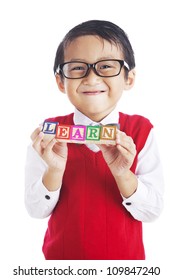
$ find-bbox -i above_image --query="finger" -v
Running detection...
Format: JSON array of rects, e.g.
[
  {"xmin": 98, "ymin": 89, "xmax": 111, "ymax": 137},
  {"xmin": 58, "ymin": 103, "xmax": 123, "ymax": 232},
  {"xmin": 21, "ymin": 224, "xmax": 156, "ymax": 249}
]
[
  {"xmin": 97, "ymin": 144, "xmax": 118, "ymax": 159},
  {"xmin": 116, "ymin": 130, "xmax": 126, "ymax": 144},
  {"xmin": 97, "ymin": 143, "xmax": 113, "ymax": 151},
  {"xmin": 41, "ymin": 134, "xmax": 55, "ymax": 147},
  {"xmin": 42, "ymin": 138, "xmax": 57, "ymax": 158},
  {"xmin": 32, "ymin": 131, "xmax": 44, "ymax": 154},
  {"xmin": 30, "ymin": 127, "xmax": 42, "ymax": 141},
  {"xmin": 116, "ymin": 139, "xmax": 136, "ymax": 156},
  {"xmin": 53, "ymin": 141, "xmax": 67, "ymax": 151},
  {"xmin": 116, "ymin": 131, "xmax": 136, "ymax": 155}
]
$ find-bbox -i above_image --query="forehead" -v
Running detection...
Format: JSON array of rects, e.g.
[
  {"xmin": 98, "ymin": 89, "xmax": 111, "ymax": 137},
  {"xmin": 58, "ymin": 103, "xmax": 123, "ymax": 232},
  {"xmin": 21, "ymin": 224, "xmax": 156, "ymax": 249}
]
[{"xmin": 64, "ymin": 35, "xmax": 123, "ymax": 62}]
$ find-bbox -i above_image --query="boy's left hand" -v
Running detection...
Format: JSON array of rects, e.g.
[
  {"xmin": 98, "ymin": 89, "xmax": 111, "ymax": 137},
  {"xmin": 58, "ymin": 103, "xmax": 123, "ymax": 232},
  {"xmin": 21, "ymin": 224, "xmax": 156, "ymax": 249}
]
[{"xmin": 98, "ymin": 130, "xmax": 136, "ymax": 177}]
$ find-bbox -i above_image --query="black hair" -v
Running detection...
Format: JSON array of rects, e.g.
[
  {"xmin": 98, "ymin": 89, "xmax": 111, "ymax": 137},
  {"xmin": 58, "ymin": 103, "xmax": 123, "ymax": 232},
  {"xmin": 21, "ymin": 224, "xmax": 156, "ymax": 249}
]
[{"xmin": 53, "ymin": 20, "xmax": 135, "ymax": 75}]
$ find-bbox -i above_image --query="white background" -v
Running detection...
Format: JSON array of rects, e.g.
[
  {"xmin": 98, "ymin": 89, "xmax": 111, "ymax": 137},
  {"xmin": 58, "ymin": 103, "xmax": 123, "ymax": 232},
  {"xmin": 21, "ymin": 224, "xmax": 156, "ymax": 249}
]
[{"xmin": 0, "ymin": 0, "xmax": 172, "ymax": 278}]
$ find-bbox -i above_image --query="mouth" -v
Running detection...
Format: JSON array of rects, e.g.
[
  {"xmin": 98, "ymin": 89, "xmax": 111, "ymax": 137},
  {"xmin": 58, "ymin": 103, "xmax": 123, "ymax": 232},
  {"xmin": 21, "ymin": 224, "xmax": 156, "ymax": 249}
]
[{"xmin": 82, "ymin": 90, "xmax": 106, "ymax": 96}]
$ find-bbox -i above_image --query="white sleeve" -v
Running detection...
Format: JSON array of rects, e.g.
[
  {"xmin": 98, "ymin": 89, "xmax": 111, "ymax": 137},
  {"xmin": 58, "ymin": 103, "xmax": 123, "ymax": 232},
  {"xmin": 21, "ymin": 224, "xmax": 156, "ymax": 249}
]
[
  {"xmin": 24, "ymin": 144, "xmax": 61, "ymax": 218},
  {"xmin": 122, "ymin": 129, "xmax": 164, "ymax": 222}
]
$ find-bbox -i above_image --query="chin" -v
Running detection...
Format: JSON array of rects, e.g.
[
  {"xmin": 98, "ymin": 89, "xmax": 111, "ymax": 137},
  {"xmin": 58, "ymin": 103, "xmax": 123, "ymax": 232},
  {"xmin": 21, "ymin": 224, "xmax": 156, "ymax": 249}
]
[{"xmin": 85, "ymin": 110, "xmax": 108, "ymax": 121}]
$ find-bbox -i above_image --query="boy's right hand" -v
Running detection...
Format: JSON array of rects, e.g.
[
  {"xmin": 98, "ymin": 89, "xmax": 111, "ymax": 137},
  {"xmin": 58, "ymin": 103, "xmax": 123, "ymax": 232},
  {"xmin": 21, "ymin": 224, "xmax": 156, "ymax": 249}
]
[{"xmin": 31, "ymin": 127, "xmax": 68, "ymax": 173}]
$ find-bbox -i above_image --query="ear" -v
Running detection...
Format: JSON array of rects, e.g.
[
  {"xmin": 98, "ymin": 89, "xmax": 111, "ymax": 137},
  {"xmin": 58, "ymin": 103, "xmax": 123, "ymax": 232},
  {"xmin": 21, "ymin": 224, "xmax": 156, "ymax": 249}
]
[
  {"xmin": 124, "ymin": 69, "xmax": 136, "ymax": 90},
  {"xmin": 55, "ymin": 74, "xmax": 66, "ymax": 93}
]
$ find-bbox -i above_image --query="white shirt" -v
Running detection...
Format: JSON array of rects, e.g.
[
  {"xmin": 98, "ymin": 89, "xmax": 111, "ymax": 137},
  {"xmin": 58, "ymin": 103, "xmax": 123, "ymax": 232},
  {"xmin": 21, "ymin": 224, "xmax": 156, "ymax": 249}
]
[{"xmin": 25, "ymin": 108, "xmax": 164, "ymax": 222}]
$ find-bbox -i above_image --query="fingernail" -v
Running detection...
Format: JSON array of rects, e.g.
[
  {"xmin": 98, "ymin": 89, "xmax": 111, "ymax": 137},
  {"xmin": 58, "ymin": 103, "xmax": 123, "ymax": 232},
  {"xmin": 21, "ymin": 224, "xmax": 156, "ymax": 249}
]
[{"xmin": 39, "ymin": 132, "xmax": 44, "ymax": 138}]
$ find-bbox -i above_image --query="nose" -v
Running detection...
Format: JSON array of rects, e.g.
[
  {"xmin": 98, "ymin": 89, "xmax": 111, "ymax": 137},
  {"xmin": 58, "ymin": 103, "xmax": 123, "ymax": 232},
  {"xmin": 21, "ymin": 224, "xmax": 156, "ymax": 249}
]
[{"xmin": 83, "ymin": 66, "xmax": 101, "ymax": 84}]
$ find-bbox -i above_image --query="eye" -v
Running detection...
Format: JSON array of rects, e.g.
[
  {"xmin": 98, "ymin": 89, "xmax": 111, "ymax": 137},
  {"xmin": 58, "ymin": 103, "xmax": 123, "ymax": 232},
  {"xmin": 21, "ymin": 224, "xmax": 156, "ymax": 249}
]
[
  {"xmin": 68, "ymin": 63, "xmax": 87, "ymax": 72},
  {"xmin": 98, "ymin": 61, "xmax": 120, "ymax": 72},
  {"xmin": 71, "ymin": 66, "xmax": 85, "ymax": 71},
  {"xmin": 100, "ymin": 64, "xmax": 112, "ymax": 69}
]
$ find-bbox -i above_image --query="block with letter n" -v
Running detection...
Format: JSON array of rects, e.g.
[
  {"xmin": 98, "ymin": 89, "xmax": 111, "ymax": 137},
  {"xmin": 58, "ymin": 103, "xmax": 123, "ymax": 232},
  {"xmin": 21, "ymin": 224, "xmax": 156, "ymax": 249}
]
[{"xmin": 100, "ymin": 125, "xmax": 117, "ymax": 140}]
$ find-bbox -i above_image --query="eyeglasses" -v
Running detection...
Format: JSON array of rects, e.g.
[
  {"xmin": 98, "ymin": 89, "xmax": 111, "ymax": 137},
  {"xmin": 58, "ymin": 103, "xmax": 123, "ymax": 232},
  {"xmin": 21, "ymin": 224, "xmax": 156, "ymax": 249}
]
[{"xmin": 56, "ymin": 59, "xmax": 130, "ymax": 79}]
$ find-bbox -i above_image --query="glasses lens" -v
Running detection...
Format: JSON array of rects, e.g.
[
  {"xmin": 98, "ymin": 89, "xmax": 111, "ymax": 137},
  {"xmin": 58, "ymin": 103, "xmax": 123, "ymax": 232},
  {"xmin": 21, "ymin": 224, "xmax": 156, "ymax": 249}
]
[
  {"xmin": 95, "ymin": 60, "xmax": 122, "ymax": 77},
  {"xmin": 62, "ymin": 62, "xmax": 87, "ymax": 78}
]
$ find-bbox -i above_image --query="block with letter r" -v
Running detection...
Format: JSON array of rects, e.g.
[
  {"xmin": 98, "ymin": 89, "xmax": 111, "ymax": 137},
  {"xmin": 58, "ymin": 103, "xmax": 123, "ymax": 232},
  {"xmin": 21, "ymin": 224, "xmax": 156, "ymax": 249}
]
[{"xmin": 86, "ymin": 126, "xmax": 101, "ymax": 141}]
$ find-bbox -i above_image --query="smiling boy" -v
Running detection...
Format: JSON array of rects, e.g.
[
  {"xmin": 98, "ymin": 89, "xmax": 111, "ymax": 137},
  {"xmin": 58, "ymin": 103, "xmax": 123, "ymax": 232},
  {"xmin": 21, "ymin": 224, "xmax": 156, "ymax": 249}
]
[{"xmin": 25, "ymin": 20, "xmax": 164, "ymax": 260}]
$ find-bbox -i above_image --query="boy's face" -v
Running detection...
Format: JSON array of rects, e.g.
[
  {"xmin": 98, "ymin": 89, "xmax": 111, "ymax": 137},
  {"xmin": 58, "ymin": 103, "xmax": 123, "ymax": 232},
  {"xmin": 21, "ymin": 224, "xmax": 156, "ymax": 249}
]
[{"xmin": 56, "ymin": 35, "xmax": 135, "ymax": 122}]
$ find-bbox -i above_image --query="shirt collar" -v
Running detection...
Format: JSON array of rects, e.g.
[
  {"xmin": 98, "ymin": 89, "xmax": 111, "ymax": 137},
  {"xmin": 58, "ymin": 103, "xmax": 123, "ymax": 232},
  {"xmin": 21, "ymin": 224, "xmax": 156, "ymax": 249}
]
[{"xmin": 73, "ymin": 108, "xmax": 119, "ymax": 126}]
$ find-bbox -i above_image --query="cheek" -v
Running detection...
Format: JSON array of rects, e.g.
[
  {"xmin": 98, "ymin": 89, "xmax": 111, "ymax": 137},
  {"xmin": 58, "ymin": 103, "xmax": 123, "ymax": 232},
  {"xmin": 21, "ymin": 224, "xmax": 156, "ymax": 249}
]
[
  {"xmin": 63, "ymin": 83, "xmax": 72, "ymax": 96},
  {"xmin": 64, "ymin": 80, "xmax": 75, "ymax": 91},
  {"xmin": 64, "ymin": 81, "xmax": 81, "ymax": 96},
  {"xmin": 108, "ymin": 80, "xmax": 125, "ymax": 101},
  {"xmin": 113, "ymin": 78, "xmax": 127, "ymax": 91},
  {"xmin": 109, "ymin": 79, "xmax": 124, "ymax": 92},
  {"xmin": 64, "ymin": 83, "xmax": 78, "ymax": 103}
]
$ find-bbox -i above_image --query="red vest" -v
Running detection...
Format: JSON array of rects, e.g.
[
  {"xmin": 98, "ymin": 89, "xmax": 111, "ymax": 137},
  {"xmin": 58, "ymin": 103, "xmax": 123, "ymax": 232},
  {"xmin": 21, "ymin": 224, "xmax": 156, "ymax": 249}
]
[{"xmin": 42, "ymin": 112, "xmax": 153, "ymax": 260}]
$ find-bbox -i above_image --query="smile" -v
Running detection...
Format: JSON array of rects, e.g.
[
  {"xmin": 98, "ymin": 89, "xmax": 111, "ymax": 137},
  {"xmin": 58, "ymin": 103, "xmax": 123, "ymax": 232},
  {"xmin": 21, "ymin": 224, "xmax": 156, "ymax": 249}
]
[{"xmin": 82, "ymin": 90, "xmax": 106, "ymax": 96}]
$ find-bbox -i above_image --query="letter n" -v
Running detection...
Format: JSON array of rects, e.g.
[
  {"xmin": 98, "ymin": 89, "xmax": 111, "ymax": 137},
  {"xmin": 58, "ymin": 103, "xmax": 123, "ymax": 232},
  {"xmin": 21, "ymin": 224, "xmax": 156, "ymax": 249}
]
[{"xmin": 100, "ymin": 125, "xmax": 116, "ymax": 140}]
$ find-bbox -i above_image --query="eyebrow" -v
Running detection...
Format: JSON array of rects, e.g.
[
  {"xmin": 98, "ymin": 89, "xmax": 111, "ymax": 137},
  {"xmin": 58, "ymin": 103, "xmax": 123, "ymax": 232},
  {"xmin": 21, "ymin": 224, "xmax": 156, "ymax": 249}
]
[{"xmin": 66, "ymin": 56, "xmax": 122, "ymax": 62}]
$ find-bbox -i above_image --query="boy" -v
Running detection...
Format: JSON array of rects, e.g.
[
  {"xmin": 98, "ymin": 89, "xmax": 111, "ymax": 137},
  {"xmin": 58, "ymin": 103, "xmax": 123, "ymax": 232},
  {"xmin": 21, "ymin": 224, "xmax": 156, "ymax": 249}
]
[{"xmin": 25, "ymin": 20, "xmax": 164, "ymax": 260}]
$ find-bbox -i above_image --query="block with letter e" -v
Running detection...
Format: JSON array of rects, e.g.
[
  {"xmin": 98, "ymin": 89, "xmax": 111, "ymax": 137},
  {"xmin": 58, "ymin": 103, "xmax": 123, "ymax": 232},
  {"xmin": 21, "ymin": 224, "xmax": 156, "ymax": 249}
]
[{"xmin": 56, "ymin": 125, "xmax": 71, "ymax": 141}]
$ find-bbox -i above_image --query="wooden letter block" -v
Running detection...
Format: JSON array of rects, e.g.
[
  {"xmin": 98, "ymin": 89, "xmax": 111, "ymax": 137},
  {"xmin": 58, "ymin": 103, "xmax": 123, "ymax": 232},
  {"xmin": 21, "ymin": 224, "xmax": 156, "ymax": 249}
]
[
  {"xmin": 42, "ymin": 121, "xmax": 58, "ymax": 144},
  {"xmin": 56, "ymin": 125, "xmax": 71, "ymax": 140},
  {"xmin": 42, "ymin": 121, "xmax": 58, "ymax": 134},
  {"xmin": 100, "ymin": 125, "xmax": 116, "ymax": 140},
  {"xmin": 70, "ymin": 125, "xmax": 86, "ymax": 142},
  {"xmin": 86, "ymin": 126, "xmax": 101, "ymax": 141}
]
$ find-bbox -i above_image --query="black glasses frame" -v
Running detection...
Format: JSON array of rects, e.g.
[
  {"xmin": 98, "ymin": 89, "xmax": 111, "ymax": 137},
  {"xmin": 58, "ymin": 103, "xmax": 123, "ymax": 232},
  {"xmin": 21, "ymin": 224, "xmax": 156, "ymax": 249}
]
[{"xmin": 56, "ymin": 59, "xmax": 130, "ymax": 79}]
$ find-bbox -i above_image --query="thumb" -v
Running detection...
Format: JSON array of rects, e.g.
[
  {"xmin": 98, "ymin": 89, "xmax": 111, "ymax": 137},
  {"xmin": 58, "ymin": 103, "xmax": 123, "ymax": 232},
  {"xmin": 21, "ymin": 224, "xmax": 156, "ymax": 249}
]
[
  {"xmin": 97, "ymin": 144, "xmax": 111, "ymax": 152},
  {"xmin": 42, "ymin": 137, "xmax": 57, "ymax": 151}
]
